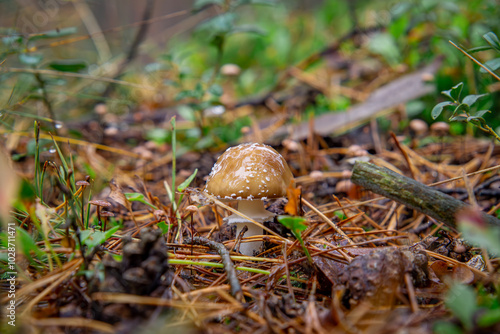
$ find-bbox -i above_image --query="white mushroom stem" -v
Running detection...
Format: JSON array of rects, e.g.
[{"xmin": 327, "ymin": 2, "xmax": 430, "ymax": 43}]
[{"xmin": 224, "ymin": 200, "xmax": 275, "ymax": 256}]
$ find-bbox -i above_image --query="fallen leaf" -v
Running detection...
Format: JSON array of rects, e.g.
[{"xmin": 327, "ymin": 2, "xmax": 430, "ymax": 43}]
[
  {"xmin": 284, "ymin": 182, "xmax": 301, "ymax": 216},
  {"xmin": 108, "ymin": 178, "xmax": 132, "ymax": 212},
  {"xmin": 430, "ymin": 260, "xmax": 474, "ymax": 284}
]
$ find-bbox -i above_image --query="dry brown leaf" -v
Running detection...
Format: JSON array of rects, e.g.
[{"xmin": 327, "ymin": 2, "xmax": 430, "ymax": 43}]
[
  {"xmin": 430, "ymin": 260, "xmax": 474, "ymax": 284},
  {"xmin": 284, "ymin": 182, "xmax": 301, "ymax": 216},
  {"xmin": 108, "ymin": 178, "xmax": 132, "ymax": 212}
]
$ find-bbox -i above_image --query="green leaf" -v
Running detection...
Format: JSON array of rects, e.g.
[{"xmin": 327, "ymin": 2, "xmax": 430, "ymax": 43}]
[
  {"xmin": 459, "ymin": 218, "xmax": 500, "ymax": 256},
  {"xmin": 478, "ymin": 308, "xmax": 500, "ymax": 327},
  {"xmin": 467, "ymin": 115, "xmax": 486, "ymax": 126},
  {"xmin": 441, "ymin": 82, "xmax": 463, "ymax": 101},
  {"xmin": 175, "ymin": 83, "xmax": 204, "ymax": 101},
  {"xmin": 28, "ymin": 27, "xmax": 78, "ymax": 41},
  {"xmin": 229, "ymin": 24, "xmax": 267, "ymax": 36},
  {"xmin": 278, "ymin": 216, "xmax": 312, "ymax": 264},
  {"xmin": 48, "ymin": 59, "xmax": 87, "ymax": 72},
  {"xmin": 467, "ymin": 45, "xmax": 493, "ymax": 53},
  {"xmin": 197, "ymin": 13, "xmax": 236, "ymax": 36},
  {"xmin": 431, "ymin": 101, "xmax": 454, "ymax": 119},
  {"xmin": 445, "ymin": 282, "xmax": 477, "ymax": 330},
  {"xmin": 104, "ymin": 226, "xmax": 120, "ymax": 239},
  {"xmin": 483, "ymin": 32, "xmax": 500, "ymax": 52},
  {"xmin": 193, "ymin": 0, "xmax": 224, "ymax": 11},
  {"xmin": 450, "ymin": 103, "xmax": 469, "ymax": 119},
  {"xmin": 177, "ymin": 169, "xmax": 198, "ymax": 192},
  {"xmin": 432, "ymin": 321, "xmax": 464, "ymax": 334},
  {"xmin": 17, "ymin": 228, "xmax": 45, "ymax": 262},
  {"xmin": 18, "ymin": 178, "xmax": 36, "ymax": 201},
  {"xmin": 125, "ymin": 192, "xmax": 158, "ymax": 210},
  {"xmin": 368, "ymin": 32, "xmax": 401, "ymax": 65},
  {"xmin": 157, "ymin": 221, "xmax": 170, "ymax": 235},
  {"xmin": 2, "ymin": 35, "xmax": 23, "ymax": 45},
  {"xmin": 208, "ymin": 84, "xmax": 223, "ymax": 97},
  {"xmin": 473, "ymin": 110, "xmax": 491, "ymax": 118},
  {"xmin": 146, "ymin": 128, "xmax": 170, "ymax": 145},
  {"xmin": 462, "ymin": 94, "xmax": 488, "ymax": 107},
  {"xmin": 449, "ymin": 115, "xmax": 468, "ymax": 122},
  {"xmin": 81, "ymin": 226, "xmax": 120, "ymax": 249},
  {"xmin": 480, "ymin": 58, "xmax": 500, "ymax": 73},
  {"xmin": 19, "ymin": 53, "xmax": 43, "ymax": 65},
  {"xmin": 278, "ymin": 216, "xmax": 307, "ymax": 232},
  {"xmin": 175, "ymin": 90, "xmax": 197, "ymax": 101}
]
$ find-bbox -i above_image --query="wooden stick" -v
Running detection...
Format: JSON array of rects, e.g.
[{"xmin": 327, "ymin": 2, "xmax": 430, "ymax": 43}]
[{"xmin": 351, "ymin": 161, "xmax": 500, "ymax": 228}]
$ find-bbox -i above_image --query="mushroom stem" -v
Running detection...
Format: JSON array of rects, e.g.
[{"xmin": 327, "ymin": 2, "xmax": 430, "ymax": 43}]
[
  {"xmin": 225, "ymin": 200, "xmax": 274, "ymax": 255},
  {"xmin": 234, "ymin": 222, "xmax": 264, "ymax": 256}
]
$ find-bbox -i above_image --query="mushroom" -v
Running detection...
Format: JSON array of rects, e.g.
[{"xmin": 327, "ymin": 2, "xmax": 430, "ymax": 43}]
[
  {"xmin": 409, "ymin": 119, "xmax": 429, "ymax": 137},
  {"xmin": 430, "ymin": 122, "xmax": 450, "ymax": 137},
  {"xmin": 220, "ymin": 63, "xmax": 241, "ymax": 77},
  {"xmin": 100, "ymin": 211, "xmax": 115, "ymax": 232},
  {"xmin": 204, "ymin": 143, "xmax": 294, "ymax": 255},
  {"xmin": 76, "ymin": 180, "xmax": 90, "ymax": 228},
  {"xmin": 89, "ymin": 199, "xmax": 111, "ymax": 231}
]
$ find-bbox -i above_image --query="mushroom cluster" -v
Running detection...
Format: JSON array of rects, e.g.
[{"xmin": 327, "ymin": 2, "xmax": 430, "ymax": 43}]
[{"xmin": 205, "ymin": 142, "xmax": 294, "ymax": 255}]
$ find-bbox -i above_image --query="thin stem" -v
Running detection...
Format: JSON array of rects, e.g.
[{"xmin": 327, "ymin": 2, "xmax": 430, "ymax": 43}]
[
  {"xmin": 33, "ymin": 72, "xmax": 59, "ymax": 135},
  {"xmin": 449, "ymin": 40, "xmax": 500, "ymax": 81}
]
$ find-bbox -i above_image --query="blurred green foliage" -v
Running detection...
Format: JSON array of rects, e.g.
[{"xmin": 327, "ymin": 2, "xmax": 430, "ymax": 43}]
[{"xmin": 1, "ymin": 0, "xmax": 499, "ymax": 145}]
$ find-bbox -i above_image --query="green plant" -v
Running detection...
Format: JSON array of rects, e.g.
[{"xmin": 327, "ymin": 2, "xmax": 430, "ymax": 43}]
[
  {"xmin": 434, "ymin": 282, "xmax": 500, "ymax": 333},
  {"xmin": 277, "ymin": 215, "xmax": 312, "ymax": 264},
  {"xmin": 431, "ymin": 32, "xmax": 500, "ymax": 141}
]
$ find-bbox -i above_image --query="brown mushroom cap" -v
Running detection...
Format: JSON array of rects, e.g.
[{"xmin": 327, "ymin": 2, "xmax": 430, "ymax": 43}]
[
  {"xmin": 205, "ymin": 143, "xmax": 294, "ymax": 200},
  {"xmin": 76, "ymin": 180, "xmax": 90, "ymax": 186},
  {"xmin": 409, "ymin": 119, "xmax": 429, "ymax": 135},
  {"xmin": 89, "ymin": 199, "xmax": 111, "ymax": 207},
  {"xmin": 430, "ymin": 122, "xmax": 450, "ymax": 136}
]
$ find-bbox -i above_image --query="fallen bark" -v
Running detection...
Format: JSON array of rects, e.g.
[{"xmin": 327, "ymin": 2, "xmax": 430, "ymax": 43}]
[
  {"xmin": 351, "ymin": 161, "xmax": 500, "ymax": 228},
  {"xmin": 271, "ymin": 58, "xmax": 442, "ymax": 142}
]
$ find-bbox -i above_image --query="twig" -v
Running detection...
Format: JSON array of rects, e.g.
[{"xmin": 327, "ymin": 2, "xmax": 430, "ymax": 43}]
[
  {"xmin": 302, "ymin": 198, "xmax": 355, "ymax": 245},
  {"xmin": 390, "ymin": 132, "xmax": 417, "ymax": 180},
  {"xmin": 185, "ymin": 237, "xmax": 243, "ymax": 302},
  {"xmin": 351, "ymin": 161, "xmax": 500, "ymax": 228},
  {"xmin": 449, "ymin": 40, "xmax": 500, "ymax": 81}
]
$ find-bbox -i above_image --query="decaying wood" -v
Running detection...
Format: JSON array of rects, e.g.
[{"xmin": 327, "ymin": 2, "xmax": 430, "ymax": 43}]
[
  {"xmin": 271, "ymin": 58, "xmax": 442, "ymax": 141},
  {"xmin": 350, "ymin": 161, "xmax": 500, "ymax": 228}
]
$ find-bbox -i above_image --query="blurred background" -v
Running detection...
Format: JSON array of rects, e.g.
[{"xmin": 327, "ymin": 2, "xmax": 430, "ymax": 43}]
[{"xmin": 0, "ymin": 0, "xmax": 499, "ymax": 153}]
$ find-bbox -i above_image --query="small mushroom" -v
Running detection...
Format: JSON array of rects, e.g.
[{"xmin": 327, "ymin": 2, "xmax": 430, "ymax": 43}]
[
  {"xmin": 100, "ymin": 211, "xmax": 115, "ymax": 232},
  {"xmin": 220, "ymin": 63, "xmax": 241, "ymax": 76},
  {"xmin": 430, "ymin": 122, "xmax": 450, "ymax": 137},
  {"xmin": 89, "ymin": 199, "xmax": 111, "ymax": 231},
  {"xmin": 76, "ymin": 180, "xmax": 90, "ymax": 187},
  {"xmin": 76, "ymin": 179, "xmax": 90, "ymax": 228},
  {"xmin": 184, "ymin": 205, "xmax": 199, "ymax": 238},
  {"xmin": 409, "ymin": 119, "xmax": 428, "ymax": 137},
  {"xmin": 205, "ymin": 142, "xmax": 294, "ymax": 255}
]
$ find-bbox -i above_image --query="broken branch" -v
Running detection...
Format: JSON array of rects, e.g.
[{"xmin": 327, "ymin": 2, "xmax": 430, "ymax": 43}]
[{"xmin": 351, "ymin": 161, "xmax": 500, "ymax": 228}]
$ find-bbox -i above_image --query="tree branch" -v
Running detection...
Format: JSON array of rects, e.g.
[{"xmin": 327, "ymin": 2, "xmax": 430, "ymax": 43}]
[{"xmin": 351, "ymin": 161, "xmax": 500, "ymax": 228}]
